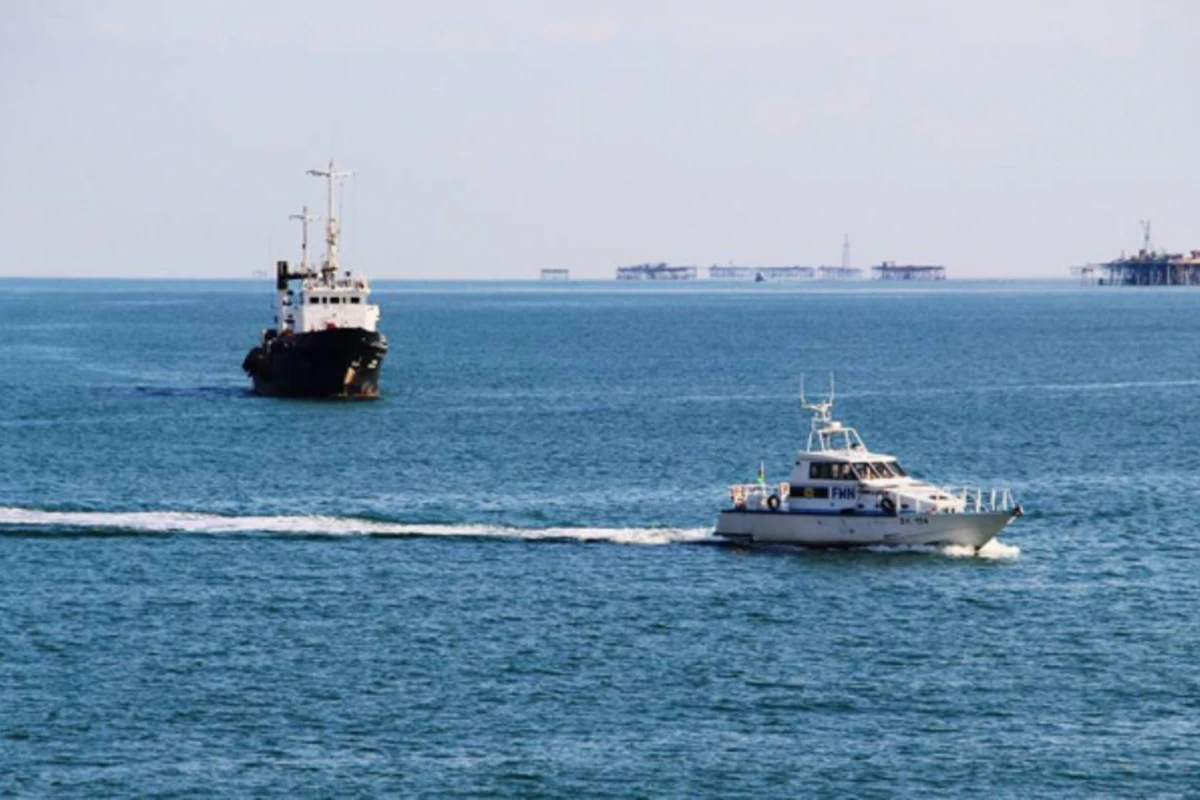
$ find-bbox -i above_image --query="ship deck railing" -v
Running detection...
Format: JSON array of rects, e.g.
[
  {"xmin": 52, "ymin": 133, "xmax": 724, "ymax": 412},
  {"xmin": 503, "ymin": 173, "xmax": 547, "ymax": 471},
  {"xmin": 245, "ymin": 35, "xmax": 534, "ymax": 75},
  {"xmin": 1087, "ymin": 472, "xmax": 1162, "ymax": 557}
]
[
  {"xmin": 728, "ymin": 482, "xmax": 791, "ymax": 509},
  {"xmin": 727, "ymin": 483, "xmax": 1016, "ymax": 515},
  {"xmin": 876, "ymin": 486, "xmax": 1016, "ymax": 515}
]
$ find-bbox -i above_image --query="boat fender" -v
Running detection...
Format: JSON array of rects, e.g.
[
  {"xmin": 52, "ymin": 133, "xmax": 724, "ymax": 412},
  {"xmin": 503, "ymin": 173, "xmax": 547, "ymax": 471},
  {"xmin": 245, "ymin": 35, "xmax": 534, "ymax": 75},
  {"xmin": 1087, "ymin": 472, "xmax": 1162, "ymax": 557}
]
[
  {"xmin": 241, "ymin": 347, "xmax": 263, "ymax": 376},
  {"xmin": 880, "ymin": 496, "xmax": 896, "ymax": 515},
  {"xmin": 767, "ymin": 494, "xmax": 781, "ymax": 511}
]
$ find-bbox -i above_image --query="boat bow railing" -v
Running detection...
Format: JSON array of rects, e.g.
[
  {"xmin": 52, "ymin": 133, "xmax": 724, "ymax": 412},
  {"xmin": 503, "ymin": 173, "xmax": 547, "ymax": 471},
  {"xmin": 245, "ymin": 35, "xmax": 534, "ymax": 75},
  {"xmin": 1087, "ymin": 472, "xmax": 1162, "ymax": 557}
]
[
  {"xmin": 891, "ymin": 486, "xmax": 1016, "ymax": 515},
  {"xmin": 950, "ymin": 487, "xmax": 1016, "ymax": 513}
]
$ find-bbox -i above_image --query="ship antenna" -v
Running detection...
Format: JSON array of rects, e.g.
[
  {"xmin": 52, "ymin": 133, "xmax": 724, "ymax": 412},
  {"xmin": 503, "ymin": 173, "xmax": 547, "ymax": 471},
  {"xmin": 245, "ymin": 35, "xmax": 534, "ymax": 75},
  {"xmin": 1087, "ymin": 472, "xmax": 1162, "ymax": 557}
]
[
  {"xmin": 799, "ymin": 374, "xmax": 834, "ymax": 414},
  {"xmin": 307, "ymin": 159, "xmax": 354, "ymax": 279},
  {"xmin": 288, "ymin": 205, "xmax": 313, "ymax": 272},
  {"xmin": 799, "ymin": 373, "xmax": 839, "ymax": 450}
]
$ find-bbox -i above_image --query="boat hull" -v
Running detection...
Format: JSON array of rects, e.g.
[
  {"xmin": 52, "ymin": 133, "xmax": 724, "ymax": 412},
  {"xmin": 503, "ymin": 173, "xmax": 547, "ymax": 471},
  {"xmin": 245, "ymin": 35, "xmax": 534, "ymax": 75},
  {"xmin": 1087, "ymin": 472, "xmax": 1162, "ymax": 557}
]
[
  {"xmin": 713, "ymin": 508, "xmax": 1016, "ymax": 549},
  {"xmin": 242, "ymin": 328, "xmax": 387, "ymax": 398}
]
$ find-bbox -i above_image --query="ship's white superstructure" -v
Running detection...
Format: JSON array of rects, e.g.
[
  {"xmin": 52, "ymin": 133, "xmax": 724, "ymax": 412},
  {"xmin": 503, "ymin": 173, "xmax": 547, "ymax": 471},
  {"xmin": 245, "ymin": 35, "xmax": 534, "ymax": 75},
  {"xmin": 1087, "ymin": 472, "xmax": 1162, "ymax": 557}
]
[
  {"xmin": 273, "ymin": 162, "xmax": 381, "ymax": 336},
  {"xmin": 714, "ymin": 380, "xmax": 1022, "ymax": 550}
]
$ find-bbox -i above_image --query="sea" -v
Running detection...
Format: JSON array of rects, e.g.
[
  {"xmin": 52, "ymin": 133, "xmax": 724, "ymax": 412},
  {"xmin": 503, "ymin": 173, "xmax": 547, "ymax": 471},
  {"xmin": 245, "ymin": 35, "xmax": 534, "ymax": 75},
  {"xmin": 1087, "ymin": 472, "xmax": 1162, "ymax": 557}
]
[{"xmin": 1, "ymin": 279, "xmax": 1198, "ymax": 796}]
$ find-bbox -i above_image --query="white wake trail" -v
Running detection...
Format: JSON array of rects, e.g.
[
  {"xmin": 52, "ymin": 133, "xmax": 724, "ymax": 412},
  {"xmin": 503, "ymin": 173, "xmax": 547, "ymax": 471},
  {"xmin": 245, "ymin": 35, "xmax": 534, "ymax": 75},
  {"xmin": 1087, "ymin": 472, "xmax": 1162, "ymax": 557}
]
[
  {"xmin": 864, "ymin": 539, "xmax": 1021, "ymax": 560},
  {"xmin": 941, "ymin": 539, "xmax": 1021, "ymax": 560},
  {"xmin": 0, "ymin": 506, "xmax": 711, "ymax": 546}
]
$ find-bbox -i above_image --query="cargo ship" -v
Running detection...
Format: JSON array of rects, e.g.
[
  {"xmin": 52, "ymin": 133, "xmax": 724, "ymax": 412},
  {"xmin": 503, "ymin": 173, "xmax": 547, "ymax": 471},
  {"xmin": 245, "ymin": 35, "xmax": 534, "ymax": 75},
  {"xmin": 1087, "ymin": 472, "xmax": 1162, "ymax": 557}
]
[{"xmin": 241, "ymin": 161, "xmax": 387, "ymax": 398}]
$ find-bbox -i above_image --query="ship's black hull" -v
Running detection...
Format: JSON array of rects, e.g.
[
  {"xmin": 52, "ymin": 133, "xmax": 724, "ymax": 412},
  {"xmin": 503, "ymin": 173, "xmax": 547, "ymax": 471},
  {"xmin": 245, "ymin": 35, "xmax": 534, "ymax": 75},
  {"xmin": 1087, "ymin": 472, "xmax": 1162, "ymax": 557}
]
[{"xmin": 242, "ymin": 328, "xmax": 387, "ymax": 398}]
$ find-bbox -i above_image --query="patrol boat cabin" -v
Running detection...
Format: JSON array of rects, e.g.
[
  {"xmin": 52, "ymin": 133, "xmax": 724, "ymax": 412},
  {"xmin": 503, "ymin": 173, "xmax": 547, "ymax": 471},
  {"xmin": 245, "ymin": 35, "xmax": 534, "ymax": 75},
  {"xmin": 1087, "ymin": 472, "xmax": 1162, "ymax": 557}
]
[{"xmin": 774, "ymin": 408, "xmax": 964, "ymax": 517}]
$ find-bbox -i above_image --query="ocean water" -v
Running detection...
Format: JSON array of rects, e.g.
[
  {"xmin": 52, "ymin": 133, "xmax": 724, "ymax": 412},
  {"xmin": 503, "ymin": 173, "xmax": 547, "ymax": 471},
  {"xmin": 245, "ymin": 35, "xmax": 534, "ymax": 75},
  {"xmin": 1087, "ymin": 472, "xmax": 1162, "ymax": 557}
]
[{"xmin": 1, "ymin": 279, "xmax": 1198, "ymax": 795}]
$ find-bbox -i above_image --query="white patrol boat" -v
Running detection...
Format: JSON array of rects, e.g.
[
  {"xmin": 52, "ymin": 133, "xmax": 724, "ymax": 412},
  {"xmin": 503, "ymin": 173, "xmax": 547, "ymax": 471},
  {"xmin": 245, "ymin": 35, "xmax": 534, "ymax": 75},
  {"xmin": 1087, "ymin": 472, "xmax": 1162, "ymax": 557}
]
[{"xmin": 714, "ymin": 382, "xmax": 1022, "ymax": 550}]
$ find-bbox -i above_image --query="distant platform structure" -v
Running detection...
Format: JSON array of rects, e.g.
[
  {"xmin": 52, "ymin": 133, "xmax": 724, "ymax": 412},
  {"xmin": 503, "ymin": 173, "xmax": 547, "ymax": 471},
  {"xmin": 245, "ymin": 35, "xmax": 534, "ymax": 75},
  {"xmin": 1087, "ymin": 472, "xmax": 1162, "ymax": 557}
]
[
  {"xmin": 1074, "ymin": 221, "xmax": 1200, "ymax": 286},
  {"xmin": 709, "ymin": 266, "xmax": 816, "ymax": 281},
  {"xmin": 1074, "ymin": 252, "xmax": 1200, "ymax": 286},
  {"xmin": 872, "ymin": 262, "xmax": 946, "ymax": 281},
  {"xmin": 818, "ymin": 266, "xmax": 864, "ymax": 280},
  {"xmin": 616, "ymin": 263, "xmax": 698, "ymax": 280},
  {"xmin": 631, "ymin": 236, "xmax": 866, "ymax": 282},
  {"xmin": 540, "ymin": 269, "xmax": 570, "ymax": 281}
]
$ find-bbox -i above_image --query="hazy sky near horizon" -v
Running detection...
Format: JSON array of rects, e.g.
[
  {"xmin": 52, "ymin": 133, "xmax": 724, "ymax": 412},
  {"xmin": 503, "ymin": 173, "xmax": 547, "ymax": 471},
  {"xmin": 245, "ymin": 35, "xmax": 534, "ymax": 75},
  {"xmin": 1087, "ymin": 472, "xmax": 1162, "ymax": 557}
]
[{"xmin": 2, "ymin": 1, "xmax": 1197, "ymax": 279}]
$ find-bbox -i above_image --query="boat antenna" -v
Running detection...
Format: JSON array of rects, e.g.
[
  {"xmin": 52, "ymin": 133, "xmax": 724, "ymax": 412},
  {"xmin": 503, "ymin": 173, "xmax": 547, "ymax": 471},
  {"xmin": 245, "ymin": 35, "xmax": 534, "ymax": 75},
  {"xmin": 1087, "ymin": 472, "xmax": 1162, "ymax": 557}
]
[
  {"xmin": 288, "ymin": 205, "xmax": 313, "ymax": 272},
  {"xmin": 799, "ymin": 373, "xmax": 840, "ymax": 450},
  {"xmin": 799, "ymin": 373, "xmax": 836, "ymax": 420},
  {"xmin": 307, "ymin": 159, "xmax": 354, "ymax": 278}
]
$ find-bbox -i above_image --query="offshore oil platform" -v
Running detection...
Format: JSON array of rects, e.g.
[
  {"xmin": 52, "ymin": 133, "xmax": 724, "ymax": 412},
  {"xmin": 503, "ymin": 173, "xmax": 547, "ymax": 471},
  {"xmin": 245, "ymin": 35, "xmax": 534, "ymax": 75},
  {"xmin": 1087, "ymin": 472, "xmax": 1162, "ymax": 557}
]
[
  {"xmin": 622, "ymin": 236, "xmax": 865, "ymax": 281},
  {"xmin": 616, "ymin": 263, "xmax": 698, "ymax": 280},
  {"xmin": 871, "ymin": 262, "xmax": 946, "ymax": 281},
  {"xmin": 1075, "ymin": 221, "xmax": 1200, "ymax": 286},
  {"xmin": 709, "ymin": 265, "xmax": 816, "ymax": 280}
]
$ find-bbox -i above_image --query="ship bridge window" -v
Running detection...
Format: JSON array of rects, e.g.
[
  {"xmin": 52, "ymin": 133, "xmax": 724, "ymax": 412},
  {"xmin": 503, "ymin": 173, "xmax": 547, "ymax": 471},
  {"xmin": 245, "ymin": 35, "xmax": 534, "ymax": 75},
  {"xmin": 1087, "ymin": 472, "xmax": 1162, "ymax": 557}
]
[
  {"xmin": 350, "ymin": 297, "xmax": 361, "ymax": 304},
  {"xmin": 809, "ymin": 462, "xmax": 855, "ymax": 480},
  {"xmin": 330, "ymin": 297, "xmax": 340, "ymax": 304},
  {"xmin": 852, "ymin": 463, "xmax": 880, "ymax": 480},
  {"xmin": 309, "ymin": 296, "xmax": 318, "ymax": 304}
]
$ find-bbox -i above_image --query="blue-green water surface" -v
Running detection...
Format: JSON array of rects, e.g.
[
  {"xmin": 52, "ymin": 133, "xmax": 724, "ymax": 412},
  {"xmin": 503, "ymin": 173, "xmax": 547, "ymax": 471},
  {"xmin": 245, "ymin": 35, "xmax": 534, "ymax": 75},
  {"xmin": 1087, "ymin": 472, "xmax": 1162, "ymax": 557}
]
[{"xmin": 1, "ymin": 280, "xmax": 1198, "ymax": 795}]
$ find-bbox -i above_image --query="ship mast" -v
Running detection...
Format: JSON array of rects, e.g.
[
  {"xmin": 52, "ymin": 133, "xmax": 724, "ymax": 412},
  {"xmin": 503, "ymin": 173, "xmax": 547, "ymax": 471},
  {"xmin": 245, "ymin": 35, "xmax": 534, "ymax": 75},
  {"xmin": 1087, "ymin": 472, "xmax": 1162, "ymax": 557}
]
[
  {"xmin": 306, "ymin": 159, "xmax": 354, "ymax": 279},
  {"xmin": 288, "ymin": 205, "xmax": 314, "ymax": 273}
]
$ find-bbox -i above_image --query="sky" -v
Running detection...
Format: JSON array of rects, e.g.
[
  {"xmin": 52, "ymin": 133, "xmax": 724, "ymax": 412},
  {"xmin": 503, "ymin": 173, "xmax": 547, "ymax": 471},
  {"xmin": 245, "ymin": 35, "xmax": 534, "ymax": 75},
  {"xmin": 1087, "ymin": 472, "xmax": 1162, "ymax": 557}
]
[{"xmin": 1, "ymin": 0, "xmax": 1197, "ymax": 279}]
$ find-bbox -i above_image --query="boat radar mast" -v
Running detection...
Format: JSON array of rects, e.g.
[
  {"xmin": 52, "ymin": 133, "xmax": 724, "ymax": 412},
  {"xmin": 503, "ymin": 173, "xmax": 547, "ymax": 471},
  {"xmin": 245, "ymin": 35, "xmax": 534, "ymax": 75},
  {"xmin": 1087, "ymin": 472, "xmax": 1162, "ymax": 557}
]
[
  {"xmin": 306, "ymin": 159, "xmax": 354, "ymax": 280},
  {"xmin": 799, "ymin": 374, "xmax": 865, "ymax": 452}
]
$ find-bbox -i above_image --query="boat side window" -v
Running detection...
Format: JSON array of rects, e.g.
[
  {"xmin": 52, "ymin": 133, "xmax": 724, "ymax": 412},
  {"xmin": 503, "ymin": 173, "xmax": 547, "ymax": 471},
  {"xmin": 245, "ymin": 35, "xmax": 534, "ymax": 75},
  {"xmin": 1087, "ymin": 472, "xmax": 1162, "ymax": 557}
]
[
  {"xmin": 813, "ymin": 462, "xmax": 853, "ymax": 480},
  {"xmin": 350, "ymin": 297, "xmax": 361, "ymax": 304},
  {"xmin": 834, "ymin": 463, "xmax": 855, "ymax": 480},
  {"xmin": 890, "ymin": 462, "xmax": 908, "ymax": 477},
  {"xmin": 309, "ymin": 296, "xmax": 318, "ymax": 304},
  {"xmin": 853, "ymin": 462, "xmax": 877, "ymax": 480},
  {"xmin": 330, "ymin": 297, "xmax": 340, "ymax": 304},
  {"xmin": 873, "ymin": 462, "xmax": 895, "ymax": 478}
]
